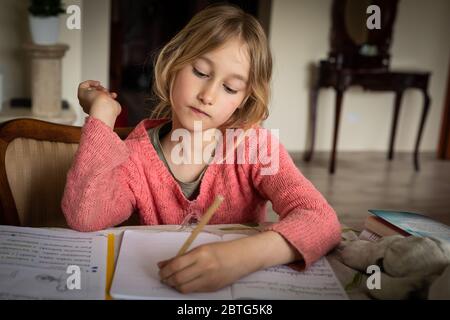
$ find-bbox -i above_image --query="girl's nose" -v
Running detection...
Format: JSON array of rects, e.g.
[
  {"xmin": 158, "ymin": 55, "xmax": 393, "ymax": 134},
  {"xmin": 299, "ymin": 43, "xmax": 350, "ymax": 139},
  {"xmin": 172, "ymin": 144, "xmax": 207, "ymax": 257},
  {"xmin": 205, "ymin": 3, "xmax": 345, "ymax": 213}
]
[{"xmin": 197, "ymin": 83, "xmax": 216, "ymax": 106}]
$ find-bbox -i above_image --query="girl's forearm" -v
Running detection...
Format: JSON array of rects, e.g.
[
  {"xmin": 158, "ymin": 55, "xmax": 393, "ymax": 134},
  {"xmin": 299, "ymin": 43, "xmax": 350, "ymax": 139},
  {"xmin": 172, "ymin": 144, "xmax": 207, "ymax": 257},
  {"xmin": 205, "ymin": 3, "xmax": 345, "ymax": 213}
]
[
  {"xmin": 232, "ymin": 231, "xmax": 303, "ymax": 274},
  {"xmin": 90, "ymin": 108, "xmax": 117, "ymax": 129},
  {"xmin": 89, "ymin": 96, "xmax": 121, "ymax": 130}
]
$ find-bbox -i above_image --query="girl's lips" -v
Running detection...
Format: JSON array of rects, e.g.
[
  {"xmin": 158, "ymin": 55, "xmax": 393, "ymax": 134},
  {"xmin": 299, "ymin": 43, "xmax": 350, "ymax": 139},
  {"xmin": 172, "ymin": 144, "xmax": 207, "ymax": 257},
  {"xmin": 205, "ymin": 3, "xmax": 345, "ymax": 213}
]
[{"xmin": 189, "ymin": 106, "xmax": 210, "ymax": 117}]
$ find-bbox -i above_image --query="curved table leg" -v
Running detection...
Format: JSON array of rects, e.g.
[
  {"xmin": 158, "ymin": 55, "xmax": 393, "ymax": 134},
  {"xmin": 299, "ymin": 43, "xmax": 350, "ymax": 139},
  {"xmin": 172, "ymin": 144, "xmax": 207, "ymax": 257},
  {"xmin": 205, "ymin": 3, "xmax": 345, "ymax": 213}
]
[
  {"xmin": 414, "ymin": 91, "xmax": 431, "ymax": 171},
  {"xmin": 388, "ymin": 91, "xmax": 403, "ymax": 160},
  {"xmin": 330, "ymin": 89, "xmax": 344, "ymax": 174},
  {"xmin": 304, "ymin": 86, "xmax": 320, "ymax": 162}
]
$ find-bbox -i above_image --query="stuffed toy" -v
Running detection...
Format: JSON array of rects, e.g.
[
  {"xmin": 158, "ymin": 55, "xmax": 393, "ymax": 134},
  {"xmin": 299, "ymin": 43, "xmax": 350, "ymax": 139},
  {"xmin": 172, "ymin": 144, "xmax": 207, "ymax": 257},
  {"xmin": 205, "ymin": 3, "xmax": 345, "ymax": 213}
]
[{"xmin": 338, "ymin": 235, "xmax": 450, "ymax": 299}]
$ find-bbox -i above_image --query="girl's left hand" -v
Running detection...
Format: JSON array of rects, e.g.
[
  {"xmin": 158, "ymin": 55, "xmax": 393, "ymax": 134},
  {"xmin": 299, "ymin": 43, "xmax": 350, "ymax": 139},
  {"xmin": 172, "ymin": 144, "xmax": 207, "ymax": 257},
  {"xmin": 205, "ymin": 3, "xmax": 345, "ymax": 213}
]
[{"xmin": 157, "ymin": 241, "xmax": 250, "ymax": 293}]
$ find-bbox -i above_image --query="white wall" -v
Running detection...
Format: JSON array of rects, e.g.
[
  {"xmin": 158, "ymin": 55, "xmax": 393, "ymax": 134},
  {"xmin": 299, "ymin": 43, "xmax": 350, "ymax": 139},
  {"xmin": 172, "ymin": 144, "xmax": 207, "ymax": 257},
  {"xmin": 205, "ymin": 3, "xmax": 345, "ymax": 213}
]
[
  {"xmin": 60, "ymin": 0, "xmax": 83, "ymax": 126},
  {"xmin": 81, "ymin": 0, "xmax": 111, "ymax": 92},
  {"xmin": 267, "ymin": 0, "xmax": 450, "ymax": 152},
  {"xmin": 0, "ymin": 0, "xmax": 30, "ymax": 108},
  {"xmin": 60, "ymin": 0, "xmax": 110, "ymax": 126}
]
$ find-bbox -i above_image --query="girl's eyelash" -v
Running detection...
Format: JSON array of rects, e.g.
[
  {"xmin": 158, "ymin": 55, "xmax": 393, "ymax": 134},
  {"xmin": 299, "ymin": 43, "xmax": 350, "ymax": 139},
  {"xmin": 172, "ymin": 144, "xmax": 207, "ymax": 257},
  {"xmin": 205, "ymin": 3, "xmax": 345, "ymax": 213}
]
[
  {"xmin": 223, "ymin": 85, "xmax": 237, "ymax": 94},
  {"xmin": 193, "ymin": 67, "xmax": 237, "ymax": 94},
  {"xmin": 193, "ymin": 67, "xmax": 208, "ymax": 78}
]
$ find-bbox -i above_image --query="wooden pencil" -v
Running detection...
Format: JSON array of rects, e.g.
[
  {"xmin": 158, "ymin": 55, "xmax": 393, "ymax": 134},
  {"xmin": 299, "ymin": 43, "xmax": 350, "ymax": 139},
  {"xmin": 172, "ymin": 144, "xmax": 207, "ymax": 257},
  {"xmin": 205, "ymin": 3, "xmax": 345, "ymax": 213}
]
[{"xmin": 176, "ymin": 195, "xmax": 224, "ymax": 257}]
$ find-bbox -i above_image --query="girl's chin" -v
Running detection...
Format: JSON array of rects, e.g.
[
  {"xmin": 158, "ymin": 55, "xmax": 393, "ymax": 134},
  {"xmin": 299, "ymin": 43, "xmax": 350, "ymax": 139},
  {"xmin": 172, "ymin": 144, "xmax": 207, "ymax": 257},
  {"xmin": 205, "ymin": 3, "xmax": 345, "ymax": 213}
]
[{"xmin": 179, "ymin": 117, "xmax": 211, "ymax": 132}]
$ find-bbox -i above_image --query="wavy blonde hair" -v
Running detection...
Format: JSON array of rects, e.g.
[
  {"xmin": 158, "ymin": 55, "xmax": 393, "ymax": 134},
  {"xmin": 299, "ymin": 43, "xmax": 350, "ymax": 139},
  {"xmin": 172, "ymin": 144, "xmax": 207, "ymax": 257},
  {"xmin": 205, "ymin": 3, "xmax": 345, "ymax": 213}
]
[{"xmin": 150, "ymin": 4, "xmax": 272, "ymax": 130}]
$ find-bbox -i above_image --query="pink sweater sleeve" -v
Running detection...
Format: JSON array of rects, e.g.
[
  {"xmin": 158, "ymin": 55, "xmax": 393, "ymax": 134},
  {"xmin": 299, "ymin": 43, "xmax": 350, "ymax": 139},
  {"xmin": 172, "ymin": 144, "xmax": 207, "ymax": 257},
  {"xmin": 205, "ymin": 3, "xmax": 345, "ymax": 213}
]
[
  {"xmin": 61, "ymin": 117, "xmax": 138, "ymax": 232},
  {"xmin": 250, "ymin": 131, "xmax": 342, "ymax": 269}
]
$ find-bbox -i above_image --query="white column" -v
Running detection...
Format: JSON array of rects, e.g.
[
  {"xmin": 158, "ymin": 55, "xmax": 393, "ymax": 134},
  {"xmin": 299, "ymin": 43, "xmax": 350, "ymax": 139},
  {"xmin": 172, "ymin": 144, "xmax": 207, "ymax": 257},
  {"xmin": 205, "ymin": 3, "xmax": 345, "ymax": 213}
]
[{"xmin": 23, "ymin": 43, "xmax": 69, "ymax": 118}]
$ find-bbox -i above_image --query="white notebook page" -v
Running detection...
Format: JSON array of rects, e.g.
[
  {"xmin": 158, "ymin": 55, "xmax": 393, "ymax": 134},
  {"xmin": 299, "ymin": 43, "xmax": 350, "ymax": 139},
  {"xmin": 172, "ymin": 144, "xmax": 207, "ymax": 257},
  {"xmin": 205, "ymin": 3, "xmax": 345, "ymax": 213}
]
[
  {"xmin": 110, "ymin": 230, "xmax": 233, "ymax": 299},
  {"xmin": 110, "ymin": 230, "xmax": 347, "ymax": 300},
  {"xmin": 232, "ymin": 257, "xmax": 348, "ymax": 300}
]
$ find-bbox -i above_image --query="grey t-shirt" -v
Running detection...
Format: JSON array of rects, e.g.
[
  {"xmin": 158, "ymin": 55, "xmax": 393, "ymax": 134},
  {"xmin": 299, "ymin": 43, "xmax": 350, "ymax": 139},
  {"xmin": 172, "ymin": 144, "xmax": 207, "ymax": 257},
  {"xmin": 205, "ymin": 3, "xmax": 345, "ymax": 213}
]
[{"xmin": 147, "ymin": 122, "xmax": 207, "ymax": 200}]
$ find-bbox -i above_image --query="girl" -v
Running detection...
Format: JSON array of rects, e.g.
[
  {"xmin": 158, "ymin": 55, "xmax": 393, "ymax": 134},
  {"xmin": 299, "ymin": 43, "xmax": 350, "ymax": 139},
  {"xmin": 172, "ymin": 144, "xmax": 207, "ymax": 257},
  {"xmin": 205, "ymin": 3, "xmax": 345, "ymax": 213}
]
[{"xmin": 62, "ymin": 4, "xmax": 341, "ymax": 294}]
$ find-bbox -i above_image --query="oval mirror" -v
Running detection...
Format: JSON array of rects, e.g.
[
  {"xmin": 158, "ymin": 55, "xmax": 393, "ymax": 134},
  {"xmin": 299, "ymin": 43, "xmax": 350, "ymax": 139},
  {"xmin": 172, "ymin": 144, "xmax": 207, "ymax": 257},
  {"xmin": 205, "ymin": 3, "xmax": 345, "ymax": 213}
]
[{"xmin": 345, "ymin": 0, "xmax": 371, "ymax": 45}]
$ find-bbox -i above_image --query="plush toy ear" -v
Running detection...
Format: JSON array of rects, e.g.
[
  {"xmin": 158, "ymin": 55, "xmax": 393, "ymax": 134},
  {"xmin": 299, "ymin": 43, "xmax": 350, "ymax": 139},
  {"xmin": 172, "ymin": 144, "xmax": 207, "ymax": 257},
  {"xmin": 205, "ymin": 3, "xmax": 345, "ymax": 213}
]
[
  {"xmin": 338, "ymin": 239, "xmax": 374, "ymax": 271},
  {"xmin": 338, "ymin": 236, "xmax": 403, "ymax": 272}
]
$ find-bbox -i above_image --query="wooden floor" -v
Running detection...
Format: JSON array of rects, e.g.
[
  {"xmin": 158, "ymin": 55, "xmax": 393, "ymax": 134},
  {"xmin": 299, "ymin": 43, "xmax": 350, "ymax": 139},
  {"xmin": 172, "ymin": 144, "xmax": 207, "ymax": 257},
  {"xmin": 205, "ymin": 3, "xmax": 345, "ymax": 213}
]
[{"xmin": 268, "ymin": 152, "xmax": 450, "ymax": 232}]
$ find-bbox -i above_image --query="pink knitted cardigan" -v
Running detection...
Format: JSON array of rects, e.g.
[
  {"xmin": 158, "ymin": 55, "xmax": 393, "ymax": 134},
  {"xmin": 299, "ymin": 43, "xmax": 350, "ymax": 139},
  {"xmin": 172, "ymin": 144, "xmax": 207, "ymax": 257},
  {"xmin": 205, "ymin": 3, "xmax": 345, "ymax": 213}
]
[{"xmin": 62, "ymin": 116, "xmax": 341, "ymax": 268}]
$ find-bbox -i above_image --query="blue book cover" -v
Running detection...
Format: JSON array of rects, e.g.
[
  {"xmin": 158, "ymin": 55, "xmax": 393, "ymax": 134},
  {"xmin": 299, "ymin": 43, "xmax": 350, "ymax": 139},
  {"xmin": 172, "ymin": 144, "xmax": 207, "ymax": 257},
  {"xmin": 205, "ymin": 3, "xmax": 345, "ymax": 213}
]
[{"xmin": 368, "ymin": 209, "xmax": 450, "ymax": 243}]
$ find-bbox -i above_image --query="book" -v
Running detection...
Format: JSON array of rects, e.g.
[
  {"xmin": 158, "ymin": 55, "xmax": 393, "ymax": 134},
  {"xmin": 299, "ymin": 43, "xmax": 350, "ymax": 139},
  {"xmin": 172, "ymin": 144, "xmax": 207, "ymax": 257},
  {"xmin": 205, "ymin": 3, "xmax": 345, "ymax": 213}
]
[
  {"xmin": 110, "ymin": 230, "xmax": 348, "ymax": 300},
  {"xmin": 358, "ymin": 229, "xmax": 382, "ymax": 241},
  {"xmin": 0, "ymin": 225, "xmax": 115, "ymax": 300},
  {"xmin": 366, "ymin": 209, "xmax": 450, "ymax": 243},
  {"xmin": 364, "ymin": 215, "xmax": 409, "ymax": 237}
]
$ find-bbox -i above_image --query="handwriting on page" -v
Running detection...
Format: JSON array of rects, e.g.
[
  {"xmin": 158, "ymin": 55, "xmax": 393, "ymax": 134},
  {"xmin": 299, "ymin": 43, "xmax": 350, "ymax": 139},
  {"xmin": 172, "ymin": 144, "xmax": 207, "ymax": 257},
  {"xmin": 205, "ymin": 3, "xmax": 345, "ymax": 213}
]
[
  {"xmin": 232, "ymin": 258, "xmax": 348, "ymax": 300},
  {"xmin": 0, "ymin": 226, "xmax": 107, "ymax": 299}
]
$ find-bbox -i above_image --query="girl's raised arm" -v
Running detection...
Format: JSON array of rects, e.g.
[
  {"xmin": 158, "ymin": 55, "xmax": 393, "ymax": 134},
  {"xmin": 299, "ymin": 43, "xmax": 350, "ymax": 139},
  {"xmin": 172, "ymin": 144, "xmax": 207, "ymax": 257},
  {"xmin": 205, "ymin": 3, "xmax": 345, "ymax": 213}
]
[{"xmin": 61, "ymin": 115, "xmax": 138, "ymax": 232}]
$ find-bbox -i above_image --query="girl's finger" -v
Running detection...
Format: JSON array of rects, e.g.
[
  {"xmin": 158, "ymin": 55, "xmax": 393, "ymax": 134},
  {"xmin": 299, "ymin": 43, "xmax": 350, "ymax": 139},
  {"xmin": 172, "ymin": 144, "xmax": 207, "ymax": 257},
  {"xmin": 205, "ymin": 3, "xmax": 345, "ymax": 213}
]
[
  {"xmin": 157, "ymin": 259, "xmax": 170, "ymax": 269},
  {"xmin": 174, "ymin": 275, "xmax": 207, "ymax": 294},
  {"xmin": 164, "ymin": 263, "xmax": 203, "ymax": 288},
  {"xmin": 158, "ymin": 254, "xmax": 197, "ymax": 280},
  {"xmin": 80, "ymin": 80, "xmax": 100, "ymax": 88}
]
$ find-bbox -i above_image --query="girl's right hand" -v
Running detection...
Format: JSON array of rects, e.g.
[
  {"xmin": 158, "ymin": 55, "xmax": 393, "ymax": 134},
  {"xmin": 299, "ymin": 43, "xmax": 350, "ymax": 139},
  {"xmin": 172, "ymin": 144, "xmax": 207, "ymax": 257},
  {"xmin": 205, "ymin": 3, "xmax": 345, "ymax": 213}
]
[
  {"xmin": 78, "ymin": 80, "xmax": 122, "ymax": 128},
  {"xmin": 78, "ymin": 80, "xmax": 120, "ymax": 115}
]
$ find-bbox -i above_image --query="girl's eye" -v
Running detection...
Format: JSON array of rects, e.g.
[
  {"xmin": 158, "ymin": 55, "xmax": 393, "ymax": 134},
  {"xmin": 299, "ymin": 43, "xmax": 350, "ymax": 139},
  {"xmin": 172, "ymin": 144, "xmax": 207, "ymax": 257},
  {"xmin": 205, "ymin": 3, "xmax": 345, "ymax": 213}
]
[
  {"xmin": 193, "ymin": 67, "xmax": 237, "ymax": 94},
  {"xmin": 193, "ymin": 67, "xmax": 208, "ymax": 78},
  {"xmin": 223, "ymin": 85, "xmax": 238, "ymax": 94}
]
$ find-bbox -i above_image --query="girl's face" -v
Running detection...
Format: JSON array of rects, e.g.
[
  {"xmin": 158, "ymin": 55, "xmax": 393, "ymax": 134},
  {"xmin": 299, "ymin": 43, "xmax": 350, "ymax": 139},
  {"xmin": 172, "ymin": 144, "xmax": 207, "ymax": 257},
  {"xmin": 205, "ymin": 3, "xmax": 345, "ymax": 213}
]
[{"xmin": 170, "ymin": 37, "xmax": 250, "ymax": 131}]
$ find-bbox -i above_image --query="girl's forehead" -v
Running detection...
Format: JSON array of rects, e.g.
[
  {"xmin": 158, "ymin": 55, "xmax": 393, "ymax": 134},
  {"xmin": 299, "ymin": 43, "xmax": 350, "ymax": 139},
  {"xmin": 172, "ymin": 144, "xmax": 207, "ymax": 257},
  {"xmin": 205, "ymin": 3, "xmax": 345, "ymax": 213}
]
[
  {"xmin": 206, "ymin": 38, "xmax": 249, "ymax": 62},
  {"xmin": 195, "ymin": 39, "xmax": 250, "ymax": 78}
]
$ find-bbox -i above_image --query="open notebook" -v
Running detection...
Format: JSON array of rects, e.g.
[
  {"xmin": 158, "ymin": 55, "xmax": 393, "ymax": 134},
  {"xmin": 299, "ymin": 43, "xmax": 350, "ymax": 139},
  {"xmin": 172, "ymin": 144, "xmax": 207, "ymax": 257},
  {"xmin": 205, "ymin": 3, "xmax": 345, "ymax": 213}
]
[
  {"xmin": 0, "ymin": 225, "xmax": 113, "ymax": 300},
  {"xmin": 110, "ymin": 230, "xmax": 348, "ymax": 300}
]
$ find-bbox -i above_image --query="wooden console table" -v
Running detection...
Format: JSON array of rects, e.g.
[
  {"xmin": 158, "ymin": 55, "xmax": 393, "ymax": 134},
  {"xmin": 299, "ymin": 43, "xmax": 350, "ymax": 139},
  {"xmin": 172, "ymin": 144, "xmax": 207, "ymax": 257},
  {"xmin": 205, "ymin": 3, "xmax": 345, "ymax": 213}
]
[{"xmin": 304, "ymin": 61, "xmax": 431, "ymax": 174}]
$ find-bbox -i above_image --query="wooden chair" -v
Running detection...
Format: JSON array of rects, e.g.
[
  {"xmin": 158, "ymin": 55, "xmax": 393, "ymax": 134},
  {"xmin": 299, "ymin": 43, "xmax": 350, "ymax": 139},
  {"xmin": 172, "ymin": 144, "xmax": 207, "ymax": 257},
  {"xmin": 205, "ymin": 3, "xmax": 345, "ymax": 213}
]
[{"xmin": 0, "ymin": 118, "xmax": 136, "ymax": 227}]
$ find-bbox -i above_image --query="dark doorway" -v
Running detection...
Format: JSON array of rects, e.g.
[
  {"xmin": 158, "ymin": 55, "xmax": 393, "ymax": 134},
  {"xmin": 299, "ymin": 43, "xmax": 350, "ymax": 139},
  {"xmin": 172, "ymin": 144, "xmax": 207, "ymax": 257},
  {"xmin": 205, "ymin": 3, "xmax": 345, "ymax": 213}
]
[
  {"xmin": 438, "ymin": 57, "xmax": 450, "ymax": 160},
  {"xmin": 109, "ymin": 0, "xmax": 272, "ymax": 127}
]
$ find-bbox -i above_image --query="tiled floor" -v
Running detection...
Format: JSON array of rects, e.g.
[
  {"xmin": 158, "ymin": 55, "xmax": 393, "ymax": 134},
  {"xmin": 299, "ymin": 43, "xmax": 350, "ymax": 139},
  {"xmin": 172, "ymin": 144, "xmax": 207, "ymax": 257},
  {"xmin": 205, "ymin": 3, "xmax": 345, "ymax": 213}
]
[{"xmin": 267, "ymin": 152, "xmax": 450, "ymax": 232}]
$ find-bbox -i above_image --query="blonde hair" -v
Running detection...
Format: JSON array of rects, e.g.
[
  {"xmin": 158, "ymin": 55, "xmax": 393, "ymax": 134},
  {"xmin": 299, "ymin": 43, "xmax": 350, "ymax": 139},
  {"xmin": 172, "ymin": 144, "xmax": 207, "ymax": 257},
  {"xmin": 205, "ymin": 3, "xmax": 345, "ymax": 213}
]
[{"xmin": 151, "ymin": 4, "xmax": 272, "ymax": 129}]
